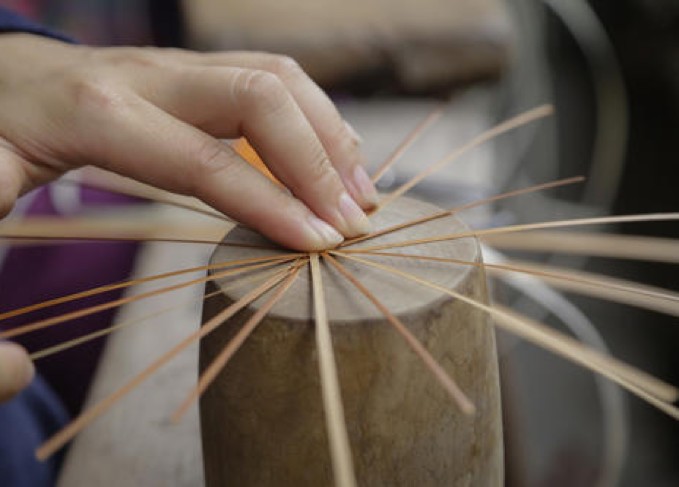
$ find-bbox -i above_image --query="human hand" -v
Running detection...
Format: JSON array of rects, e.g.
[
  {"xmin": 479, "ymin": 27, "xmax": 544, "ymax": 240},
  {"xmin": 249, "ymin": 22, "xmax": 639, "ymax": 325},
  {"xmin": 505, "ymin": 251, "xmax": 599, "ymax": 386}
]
[
  {"xmin": 0, "ymin": 342, "xmax": 34, "ymax": 402},
  {"xmin": 0, "ymin": 34, "xmax": 378, "ymax": 250}
]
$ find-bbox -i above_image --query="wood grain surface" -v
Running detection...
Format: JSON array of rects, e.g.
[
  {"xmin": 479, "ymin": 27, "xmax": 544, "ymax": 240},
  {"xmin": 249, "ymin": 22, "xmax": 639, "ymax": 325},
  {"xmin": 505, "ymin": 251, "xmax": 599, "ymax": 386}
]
[{"xmin": 201, "ymin": 196, "xmax": 504, "ymax": 485}]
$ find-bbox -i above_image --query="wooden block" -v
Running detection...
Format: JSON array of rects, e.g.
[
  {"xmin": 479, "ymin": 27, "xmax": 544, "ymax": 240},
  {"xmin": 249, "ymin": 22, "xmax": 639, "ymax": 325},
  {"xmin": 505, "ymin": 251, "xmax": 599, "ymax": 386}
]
[{"xmin": 201, "ymin": 196, "xmax": 503, "ymax": 485}]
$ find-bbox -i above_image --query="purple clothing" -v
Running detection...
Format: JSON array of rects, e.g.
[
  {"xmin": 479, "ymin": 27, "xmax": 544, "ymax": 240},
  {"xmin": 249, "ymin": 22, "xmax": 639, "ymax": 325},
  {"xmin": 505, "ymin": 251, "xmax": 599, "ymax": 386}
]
[
  {"xmin": 0, "ymin": 186, "xmax": 140, "ymax": 415},
  {"xmin": 0, "ymin": 188, "xmax": 141, "ymax": 487},
  {"xmin": 0, "ymin": 375, "xmax": 68, "ymax": 487},
  {"xmin": 0, "ymin": 6, "xmax": 72, "ymax": 42}
]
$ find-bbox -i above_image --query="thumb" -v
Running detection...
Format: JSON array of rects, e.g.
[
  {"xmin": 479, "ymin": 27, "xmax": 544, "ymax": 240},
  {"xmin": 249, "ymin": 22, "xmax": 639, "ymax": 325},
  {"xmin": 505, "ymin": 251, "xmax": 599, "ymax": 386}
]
[
  {"xmin": 0, "ymin": 146, "xmax": 29, "ymax": 219},
  {"xmin": 0, "ymin": 342, "xmax": 35, "ymax": 402}
]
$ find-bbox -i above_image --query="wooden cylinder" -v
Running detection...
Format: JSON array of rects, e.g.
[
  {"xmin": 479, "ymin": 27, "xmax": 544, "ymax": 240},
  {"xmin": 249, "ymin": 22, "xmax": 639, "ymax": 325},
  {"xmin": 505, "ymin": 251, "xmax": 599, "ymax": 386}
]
[{"xmin": 200, "ymin": 196, "xmax": 503, "ymax": 486}]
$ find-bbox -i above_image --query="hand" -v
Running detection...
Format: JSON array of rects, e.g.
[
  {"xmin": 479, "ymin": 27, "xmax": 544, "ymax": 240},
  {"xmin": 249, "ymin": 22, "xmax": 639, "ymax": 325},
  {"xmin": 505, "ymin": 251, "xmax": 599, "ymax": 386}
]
[
  {"xmin": 0, "ymin": 34, "xmax": 378, "ymax": 250},
  {"xmin": 0, "ymin": 342, "xmax": 34, "ymax": 402}
]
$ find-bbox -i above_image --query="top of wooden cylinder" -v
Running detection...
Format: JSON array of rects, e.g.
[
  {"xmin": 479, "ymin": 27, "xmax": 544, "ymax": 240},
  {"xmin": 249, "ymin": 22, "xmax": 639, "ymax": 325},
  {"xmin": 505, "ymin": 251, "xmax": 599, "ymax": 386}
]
[{"xmin": 209, "ymin": 196, "xmax": 480, "ymax": 322}]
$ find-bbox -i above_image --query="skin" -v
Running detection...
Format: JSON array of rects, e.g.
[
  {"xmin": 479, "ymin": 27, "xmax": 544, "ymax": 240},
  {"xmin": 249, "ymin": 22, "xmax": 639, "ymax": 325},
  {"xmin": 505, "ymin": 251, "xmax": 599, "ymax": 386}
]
[{"xmin": 0, "ymin": 33, "xmax": 379, "ymax": 401}]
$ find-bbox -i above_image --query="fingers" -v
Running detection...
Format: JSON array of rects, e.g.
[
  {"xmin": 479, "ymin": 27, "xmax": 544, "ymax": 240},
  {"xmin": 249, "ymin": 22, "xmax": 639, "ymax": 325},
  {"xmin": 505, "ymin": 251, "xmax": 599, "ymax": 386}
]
[
  {"xmin": 0, "ymin": 43, "xmax": 379, "ymax": 250},
  {"xmin": 178, "ymin": 52, "xmax": 379, "ymax": 209},
  {"xmin": 122, "ymin": 48, "xmax": 378, "ymax": 208},
  {"xmin": 0, "ymin": 342, "xmax": 35, "ymax": 402},
  {"xmin": 134, "ymin": 66, "xmax": 371, "ymax": 238},
  {"xmin": 73, "ymin": 93, "xmax": 345, "ymax": 250}
]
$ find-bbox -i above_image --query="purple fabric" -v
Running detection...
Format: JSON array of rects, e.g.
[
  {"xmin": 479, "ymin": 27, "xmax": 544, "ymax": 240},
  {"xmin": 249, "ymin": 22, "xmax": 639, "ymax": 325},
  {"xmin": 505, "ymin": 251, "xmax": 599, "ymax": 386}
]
[
  {"xmin": 0, "ymin": 6, "xmax": 73, "ymax": 42},
  {"xmin": 0, "ymin": 374, "xmax": 69, "ymax": 486},
  {"xmin": 0, "ymin": 186, "xmax": 141, "ymax": 416}
]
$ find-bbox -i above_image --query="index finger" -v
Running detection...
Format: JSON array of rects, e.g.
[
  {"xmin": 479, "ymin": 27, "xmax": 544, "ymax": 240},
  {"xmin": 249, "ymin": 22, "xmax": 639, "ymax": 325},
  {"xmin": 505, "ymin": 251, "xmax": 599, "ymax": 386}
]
[
  {"xmin": 151, "ymin": 49, "xmax": 379, "ymax": 209},
  {"xmin": 135, "ymin": 65, "xmax": 372, "ymax": 239}
]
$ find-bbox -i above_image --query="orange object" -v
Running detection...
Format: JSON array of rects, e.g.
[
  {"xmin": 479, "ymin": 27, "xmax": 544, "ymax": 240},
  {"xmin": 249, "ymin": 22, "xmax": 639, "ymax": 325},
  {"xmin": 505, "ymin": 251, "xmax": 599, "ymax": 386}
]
[{"xmin": 232, "ymin": 138, "xmax": 280, "ymax": 185}]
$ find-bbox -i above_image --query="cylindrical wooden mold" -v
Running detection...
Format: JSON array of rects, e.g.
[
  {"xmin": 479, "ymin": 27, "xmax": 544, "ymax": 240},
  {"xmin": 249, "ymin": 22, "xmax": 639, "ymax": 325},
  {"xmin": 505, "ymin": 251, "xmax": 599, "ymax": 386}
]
[{"xmin": 200, "ymin": 196, "xmax": 503, "ymax": 486}]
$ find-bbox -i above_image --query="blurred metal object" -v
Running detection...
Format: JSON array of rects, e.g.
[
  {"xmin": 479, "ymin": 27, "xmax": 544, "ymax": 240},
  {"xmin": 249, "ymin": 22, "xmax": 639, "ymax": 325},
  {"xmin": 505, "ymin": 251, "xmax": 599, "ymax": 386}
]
[{"xmin": 544, "ymin": 0, "xmax": 629, "ymax": 211}]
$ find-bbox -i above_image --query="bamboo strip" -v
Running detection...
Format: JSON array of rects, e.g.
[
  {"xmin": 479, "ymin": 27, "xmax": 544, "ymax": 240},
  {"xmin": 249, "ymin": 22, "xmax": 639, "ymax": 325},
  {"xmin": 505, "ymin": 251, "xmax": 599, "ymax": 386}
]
[
  {"xmin": 493, "ymin": 259, "xmax": 679, "ymax": 317},
  {"xmin": 370, "ymin": 104, "xmax": 447, "ymax": 184},
  {"xmin": 0, "ymin": 258, "xmax": 295, "ymax": 340},
  {"xmin": 0, "ymin": 215, "xmax": 232, "ymax": 245},
  {"xmin": 324, "ymin": 253, "xmax": 475, "ymax": 414},
  {"xmin": 171, "ymin": 262, "xmax": 304, "ymax": 422},
  {"xmin": 311, "ymin": 254, "xmax": 358, "ymax": 487},
  {"xmin": 0, "ymin": 253, "xmax": 300, "ymax": 322},
  {"xmin": 29, "ymin": 265, "xmax": 291, "ymax": 361},
  {"xmin": 493, "ymin": 306, "xmax": 679, "ymax": 420},
  {"xmin": 484, "ymin": 231, "xmax": 679, "ymax": 264},
  {"xmin": 375, "ymin": 105, "xmax": 554, "ymax": 212},
  {"xmin": 58, "ymin": 172, "xmax": 230, "ymax": 222},
  {"xmin": 344, "ymin": 251, "xmax": 679, "ymax": 313},
  {"xmin": 0, "ymin": 230, "xmax": 276, "ymax": 248},
  {"xmin": 343, "ymin": 176, "xmax": 584, "ymax": 247},
  {"xmin": 334, "ymin": 253, "xmax": 679, "ymax": 411},
  {"xmin": 35, "ymin": 271, "xmax": 290, "ymax": 461},
  {"xmin": 338, "ymin": 250, "xmax": 679, "ymax": 400},
  {"xmin": 344, "ymin": 213, "xmax": 679, "ymax": 253}
]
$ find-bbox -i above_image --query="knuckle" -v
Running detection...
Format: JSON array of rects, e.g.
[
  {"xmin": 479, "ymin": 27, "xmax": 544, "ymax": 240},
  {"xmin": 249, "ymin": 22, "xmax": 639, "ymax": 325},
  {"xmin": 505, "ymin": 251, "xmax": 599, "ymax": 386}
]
[
  {"xmin": 183, "ymin": 140, "xmax": 240, "ymax": 195},
  {"xmin": 68, "ymin": 73, "xmax": 128, "ymax": 118},
  {"xmin": 195, "ymin": 139, "xmax": 227, "ymax": 172},
  {"xmin": 234, "ymin": 69, "xmax": 289, "ymax": 115},
  {"xmin": 303, "ymin": 145, "xmax": 338, "ymax": 189},
  {"xmin": 329, "ymin": 119, "xmax": 360, "ymax": 157},
  {"xmin": 100, "ymin": 47, "xmax": 164, "ymax": 68},
  {"xmin": 267, "ymin": 55, "xmax": 304, "ymax": 80},
  {"xmin": 326, "ymin": 117, "xmax": 351, "ymax": 147}
]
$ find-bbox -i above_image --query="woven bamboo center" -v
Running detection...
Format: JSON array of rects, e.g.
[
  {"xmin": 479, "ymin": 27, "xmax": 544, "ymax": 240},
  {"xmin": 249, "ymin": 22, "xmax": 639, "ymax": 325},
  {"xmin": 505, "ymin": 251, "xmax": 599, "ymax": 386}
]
[{"xmin": 210, "ymin": 195, "xmax": 479, "ymax": 322}]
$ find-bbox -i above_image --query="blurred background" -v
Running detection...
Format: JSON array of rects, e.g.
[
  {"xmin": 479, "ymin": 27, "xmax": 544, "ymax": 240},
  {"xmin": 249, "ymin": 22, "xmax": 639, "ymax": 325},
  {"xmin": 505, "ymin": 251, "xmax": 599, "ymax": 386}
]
[{"xmin": 2, "ymin": 0, "xmax": 677, "ymax": 485}]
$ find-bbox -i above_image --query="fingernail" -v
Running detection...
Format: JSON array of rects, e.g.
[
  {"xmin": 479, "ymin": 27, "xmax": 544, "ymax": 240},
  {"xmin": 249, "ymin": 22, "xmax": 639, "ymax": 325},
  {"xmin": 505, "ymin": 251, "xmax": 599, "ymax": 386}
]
[
  {"xmin": 344, "ymin": 120, "xmax": 363, "ymax": 144},
  {"xmin": 305, "ymin": 214, "xmax": 344, "ymax": 249},
  {"xmin": 352, "ymin": 165, "xmax": 379, "ymax": 208},
  {"xmin": 338, "ymin": 192, "xmax": 371, "ymax": 236}
]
